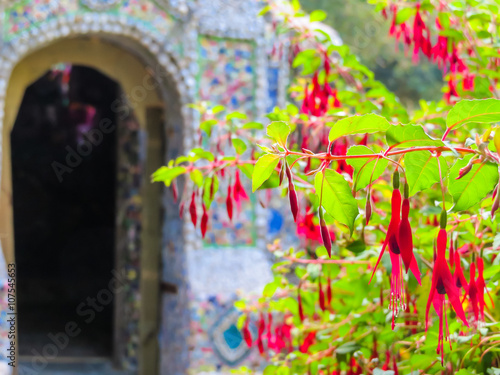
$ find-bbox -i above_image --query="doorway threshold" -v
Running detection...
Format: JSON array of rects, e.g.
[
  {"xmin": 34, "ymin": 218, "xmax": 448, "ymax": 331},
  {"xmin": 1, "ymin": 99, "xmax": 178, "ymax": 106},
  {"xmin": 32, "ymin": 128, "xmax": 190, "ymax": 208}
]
[{"xmin": 18, "ymin": 357, "xmax": 131, "ymax": 375}]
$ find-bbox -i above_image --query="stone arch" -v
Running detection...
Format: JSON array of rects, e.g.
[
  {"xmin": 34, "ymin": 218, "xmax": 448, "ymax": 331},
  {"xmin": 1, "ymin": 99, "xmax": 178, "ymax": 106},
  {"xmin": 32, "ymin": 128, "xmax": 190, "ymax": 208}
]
[{"xmin": 0, "ymin": 17, "xmax": 193, "ymax": 375}]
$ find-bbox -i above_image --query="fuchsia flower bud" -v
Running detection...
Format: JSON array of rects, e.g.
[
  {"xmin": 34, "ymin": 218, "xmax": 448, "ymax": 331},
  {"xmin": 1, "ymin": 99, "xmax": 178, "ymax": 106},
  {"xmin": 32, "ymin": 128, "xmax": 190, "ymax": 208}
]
[
  {"xmin": 242, "ymin": 318, "xmax": 252, "ymax": 347},
  {"xmin": 319, "ymin": 208, "xmax": 332, "ymax": 257},
  {"xmin": 318, "ymin": 277, "xmax": 325, "ymax": 311},
  {"xmin": 298, "ymin": 284, "xmax": 305, "ymax": 323},
  {"xmin": 189, "ymin": 192, "xmax": 197, "ymax": 227},
  {"xmin": 226, "ymin": 185, "xmax": 233, "ymax": 221},
  {"xmin": 285, "ymin": 163, "xmax": 299, "ymax": 222},
  {"xmin": 172, "ymin": 180, "xmax": 178, "ymax": 203},
  {"xmin": 200, "ymin": 203, "xmax": 208, "ymax": 238}
]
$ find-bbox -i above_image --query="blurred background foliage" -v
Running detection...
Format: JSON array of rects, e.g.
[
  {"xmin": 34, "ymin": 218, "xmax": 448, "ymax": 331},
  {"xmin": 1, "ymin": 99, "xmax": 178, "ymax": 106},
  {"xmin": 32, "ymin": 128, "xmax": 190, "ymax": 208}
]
[{"xmin": 302, "ymin": 0, "xmax": 444, "ymax": 108}]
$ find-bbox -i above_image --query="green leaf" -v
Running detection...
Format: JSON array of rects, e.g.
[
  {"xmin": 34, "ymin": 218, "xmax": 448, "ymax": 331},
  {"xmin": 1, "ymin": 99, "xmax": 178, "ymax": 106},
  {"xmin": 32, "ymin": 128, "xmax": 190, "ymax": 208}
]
[
  {"xmin": 328, "ymin": 114, "xmax": 391, "ymax": 142},
  {"xmin": 242, "ymin": 121, "xmax": 264, "ymax": 130},
  {"xmin": 203, "ymin": 175, "xmax": 219, "ymax": 208},
  {"xmin": 310, "ymin": 9, "xmax": 327, "ymax": 22},
  {"xmin": 252, "ymin": 154, "xmax": 281, "ymax": 192},
  {"xmin": 152, "ymin": 166, "xmax": 186, "ymax": 186},
  {"xmin": 232, "ymin": 138, "xmax": 247, "ymax": 155},
  {"xmin": 263, "ymin": 282, "xmax": 278, "ymax": 297},
  {"xmin": 267, "ymin": 121, "xmax": 291, "ymax": 147},
  {"xmin": 258, "ymin": 5, "xmax": 270, "ymax": 16},
  {"xmin": 386, "ymin": 124, "xmax": 444, "ymax": 148},
  {"xmin": 190, "ymin": 170, "xmax": 203, "ymax": 187},
  {"xmin": 236, "ymin": 314, "xmax": 246, "ymax": 330},
  {"xmin": 200, "ymin": 119, "xmax": 217, "ymax": 136},
  {"xmin": 315, "ymin": 169, "xmax": 358, "ymax": 235},
  {"xmin": 446, "ymin": 99, "xmax": 500, "ymax": 131},
  {"xmin": 189, "ymin": 148, "xmax": 215, "ymax": 162},
  {"xmin": 405, "ymin": 151, "xmax": 448, "ymax": 197},
  {"xmin": 211, "ymin": 105, "xmax": 225, "ymax": 114},
  {"xmin": 396, "ymin": 7, "xmax": 415, "ymax": 24},
  {"xmin": 346, "ymin": 146, "xmax": 388, "ymax": 191},
  {"xmin": 448, "ymin": 155, "xmax": 499, "ymax": 211},
  {"xmin": 226, "ymin": 111, "xmax": 247, "ymax": 120}
]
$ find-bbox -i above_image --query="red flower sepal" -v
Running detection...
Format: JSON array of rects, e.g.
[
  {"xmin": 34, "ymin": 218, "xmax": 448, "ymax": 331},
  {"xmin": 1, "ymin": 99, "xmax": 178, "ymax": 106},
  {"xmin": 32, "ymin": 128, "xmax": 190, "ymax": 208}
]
[{"xmin": 426, "ymin": 215, "xmax": 469, "ymax": 365}]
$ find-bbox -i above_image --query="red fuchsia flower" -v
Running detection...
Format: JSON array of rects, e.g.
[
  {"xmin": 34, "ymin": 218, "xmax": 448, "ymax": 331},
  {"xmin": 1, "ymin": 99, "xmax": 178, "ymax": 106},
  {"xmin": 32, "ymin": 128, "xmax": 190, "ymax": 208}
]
[
  {"xmin": 462, "ymin": 72, "xmax": 475, "ymax": 91},
  {"xmin": 347, "ymin": 356, "xmax": 363, "ymax": 375},
  {"xmin": 256, "ymin": 313, "xmax": 266, "ymax": 355},
  {"xmin": 467, "ymin": 261, "xmax": 480, "ymax": 325},
  {"xmin": 448, "ymin": 234, "xmax": 454, "ymax": 267},
  {"xmin": 370, "ymin": 171, "xmax": 408, "ymax": 329},
  {"xmin": 453, "ymin": 251, "xmax": 468, "ymax": 298},
  {"xmin": 426, "ymin": 211, "xmax": 469, "ymax": 365},
  {"xmin": 242, "ymin": 318, "xmax": 252, "ymax": 347},
  {"xmin": 297, "ymin": 210, "xmax": 321, "ymax": 242},
  {"xmin": 332, "ymin": 141, "xmax": 353, "ymax": 177},
  {"xmin": 266, "ymin": 312, "xmax": 273, "ymax": 344},
  {"xmin": 233, "ymin": 170, "xmax": 249, "ymax": 205},
  {"xmin": 297, "ymin": 209, "xmax": 336, "ymax": 245},
  {"xmin": 299, "ymin": 331, "xmax": 316, "ymax": 353},
  {"xmin": 301, "ymin": 70, "xmax": 342, "ymax": 118},
  {"xmin": 444, "ymin": 77, "xmax": 459, "ymax": 104},
  {"xmin": 398, "ymin": 182, "xmax": 422, "ymax": 283},
  {"xmin": 476, "ymin": 257, "xmax": 494, "ymax": 321},
  {"xmin": 412, "ymin": 5, "xmax": 432, "ymax": 62}
]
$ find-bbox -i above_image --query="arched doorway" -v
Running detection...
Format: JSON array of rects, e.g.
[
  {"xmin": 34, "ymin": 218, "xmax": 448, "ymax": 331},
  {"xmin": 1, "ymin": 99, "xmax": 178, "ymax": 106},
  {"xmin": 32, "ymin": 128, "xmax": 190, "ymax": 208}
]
[
  {"xmin": 13, "ymin": 65, "xmax": 119, "ymax": 360},
  {"xmin": 0, "ymin": 36, "xmax": 189, "ymax": 374}
]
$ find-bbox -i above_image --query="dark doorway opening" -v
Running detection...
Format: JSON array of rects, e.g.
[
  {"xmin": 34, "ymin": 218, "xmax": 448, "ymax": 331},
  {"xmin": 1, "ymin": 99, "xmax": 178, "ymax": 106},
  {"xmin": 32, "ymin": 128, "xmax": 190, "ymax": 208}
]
[{"xmin": 12, "ymin": 65, "xmax": 119, "ymax": 358}]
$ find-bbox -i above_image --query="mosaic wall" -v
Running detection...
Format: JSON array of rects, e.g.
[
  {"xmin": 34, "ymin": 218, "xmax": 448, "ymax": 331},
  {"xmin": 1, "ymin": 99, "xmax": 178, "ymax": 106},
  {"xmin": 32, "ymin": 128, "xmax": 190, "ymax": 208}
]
[
  {"xmin": 187, "ymin": 248, "xmax": 272, "ymax": 372},
  {"xmin": 198, "ymin": 37, "xmax": 256, "ymax": 116},
  {"xmin": 203, "ymin": 178, "xmax": 256, "ymax": 248},
  {"xmin": 3, "ymin": 0, "xmax": 176, "ymax": 42},
  {"xmin": 115, "ymin": 111, "xmax": 144, "ymax": 371}
]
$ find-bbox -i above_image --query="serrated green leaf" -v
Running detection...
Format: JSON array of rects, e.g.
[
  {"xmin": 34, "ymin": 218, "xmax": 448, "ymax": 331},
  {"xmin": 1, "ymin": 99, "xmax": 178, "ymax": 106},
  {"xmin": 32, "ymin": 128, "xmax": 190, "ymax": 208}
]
[
  {"xmin": 447, "ymin": 99, "xmax": 500, "ymax": 131},
  {"xmin": 386, "ymin": 124, "xmax": 444, "ymax": 148},
  {"xmin": 267, "ymin": 121, "xmax": 290, "ymax": 147},
  {"xmin": 448, "ymin": 155, "xmax": 498, "ymax": 211},
  {"xmin": 328, "ymin": 114, "xmax": 391, "ymax": 142},
  {"xmin": 346, "ymin": 145, "xmax": 388, "ymax": 191},
  {"xmin": 315, "ymin": 169, "xmax": 358, "ymax": 235},
  {"xmin": 252, "ymin": 154, "xmax": 281, "ymax": 192},
  {"xmin": 232, "ymin": 138, "xmax": 247, "ymax": 155},
  {"xmin": 152, "ymin": 166, "xmax": 186, "ymax": 186},
  {"xmin": 405, "ymin": 151, "xmax": 447, "ymax": 197}
]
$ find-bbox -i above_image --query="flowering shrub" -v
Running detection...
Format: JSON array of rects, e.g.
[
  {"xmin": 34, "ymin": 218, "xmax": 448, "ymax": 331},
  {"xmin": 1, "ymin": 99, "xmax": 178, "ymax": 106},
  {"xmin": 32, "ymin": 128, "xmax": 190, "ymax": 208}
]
[{"xmin": 153, "ymin": 0, "xmax": 500, "ymax": 373}]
